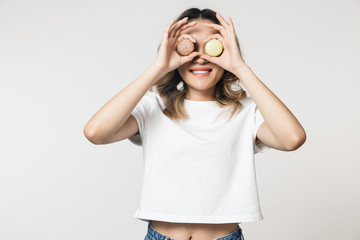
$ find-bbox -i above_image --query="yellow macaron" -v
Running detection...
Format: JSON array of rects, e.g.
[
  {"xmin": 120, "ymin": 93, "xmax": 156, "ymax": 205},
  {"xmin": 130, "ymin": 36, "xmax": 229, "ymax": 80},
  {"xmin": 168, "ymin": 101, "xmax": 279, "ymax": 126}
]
[{"xmin": 205, "ymin": 39, "xmax": 223, "ymax": 57}]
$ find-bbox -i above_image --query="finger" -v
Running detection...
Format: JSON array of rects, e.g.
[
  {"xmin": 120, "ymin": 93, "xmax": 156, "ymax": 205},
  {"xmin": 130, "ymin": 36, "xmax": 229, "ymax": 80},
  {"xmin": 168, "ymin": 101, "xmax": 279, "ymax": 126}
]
[
  {"xmin": 169, "ymin": 17, "xmax": 187, "ymax": 32},
  {"xmin": 216, "ymin": 12, "xmax": 230, "ymax": 33},
  {"xmin": 163, "ymin": 19, "xmax": 175, "ymax": 39},
  {"xmin": 203, "ymin": 22, "xmax": 226, "ymax": 37},
  {"xmin": 202, "ymin": 34, "xmax": 224, "ymax": 45},
  {"xmin": 177, "ymin": 33, "xmax": 196, "ymax": 43},
  {"xmin": 228, "ymin": 17, "xmax": 236, "ymax": 34},
  {"xmin": 175, "ymin": 21, "xmax": 197, "ymax": 38},
  {"xmin": 169, "ymin": 17, "xmax": 188, "ymax": 38},
  {"xmin": 201, "ymin": 53, "xmax": 219, "ymax": 65},
  {"xmin": 181, "ymin": 51, "xmax": 200, "ymax": 63}
]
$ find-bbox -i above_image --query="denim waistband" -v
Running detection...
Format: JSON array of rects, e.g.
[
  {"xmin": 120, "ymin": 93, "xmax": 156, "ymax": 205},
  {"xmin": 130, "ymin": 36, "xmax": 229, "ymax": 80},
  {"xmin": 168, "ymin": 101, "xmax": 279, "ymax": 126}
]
[{"xmin": 147, "ymin": 220, "xmax": 243, "ymax": 240}]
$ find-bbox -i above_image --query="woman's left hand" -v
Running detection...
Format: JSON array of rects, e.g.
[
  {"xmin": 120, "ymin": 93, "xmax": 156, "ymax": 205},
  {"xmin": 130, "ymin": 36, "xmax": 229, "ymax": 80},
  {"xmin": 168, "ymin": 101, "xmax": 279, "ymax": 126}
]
[{"xmin": 201, "ymin": 13, "xmax": 247, "ymax": 73}]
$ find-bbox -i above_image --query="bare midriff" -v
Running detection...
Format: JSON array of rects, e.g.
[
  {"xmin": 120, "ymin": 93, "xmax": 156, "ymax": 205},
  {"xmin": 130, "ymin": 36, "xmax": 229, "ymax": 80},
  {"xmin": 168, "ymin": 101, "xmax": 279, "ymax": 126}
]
[{"xmin": 151, "ymin": 220, "xmax": 240, "ymax": 240}]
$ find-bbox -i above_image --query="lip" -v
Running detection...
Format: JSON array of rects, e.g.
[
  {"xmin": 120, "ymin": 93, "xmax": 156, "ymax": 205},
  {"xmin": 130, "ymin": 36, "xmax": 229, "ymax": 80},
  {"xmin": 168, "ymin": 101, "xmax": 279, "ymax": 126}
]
[
  {"xmin": 189, "ymin": 67, "xmax": 212, "ymax": 77},
  {"xmin": 190, "ymin": 67, "xmax": 212, "ymax": 71}
]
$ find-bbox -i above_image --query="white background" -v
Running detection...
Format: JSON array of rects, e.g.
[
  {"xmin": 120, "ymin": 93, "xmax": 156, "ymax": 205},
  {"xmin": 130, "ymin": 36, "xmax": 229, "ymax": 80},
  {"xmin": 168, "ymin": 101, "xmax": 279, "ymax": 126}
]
[{"xmin": 1, "ymin": 0, "xmax": 359, "ymax": 239}]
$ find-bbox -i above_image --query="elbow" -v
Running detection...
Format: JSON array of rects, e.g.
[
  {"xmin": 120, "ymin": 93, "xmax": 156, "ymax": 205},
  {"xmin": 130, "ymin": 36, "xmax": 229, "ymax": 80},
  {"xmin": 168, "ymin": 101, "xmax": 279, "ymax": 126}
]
[
  {"xmin": 286, "ymin": 129, "xmax": 307, "ymax": 151},
  {"xmin": 83, "ymin": 124, "xmax": 103, "ymax": 145}
]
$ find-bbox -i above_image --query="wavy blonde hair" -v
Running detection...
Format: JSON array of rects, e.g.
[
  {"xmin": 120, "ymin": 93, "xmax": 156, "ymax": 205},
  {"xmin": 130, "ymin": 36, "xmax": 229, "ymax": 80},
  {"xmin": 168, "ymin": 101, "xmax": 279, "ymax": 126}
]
[{"xmin": 150, "ymin": 8, "xmax": 247, "ymax": 122}]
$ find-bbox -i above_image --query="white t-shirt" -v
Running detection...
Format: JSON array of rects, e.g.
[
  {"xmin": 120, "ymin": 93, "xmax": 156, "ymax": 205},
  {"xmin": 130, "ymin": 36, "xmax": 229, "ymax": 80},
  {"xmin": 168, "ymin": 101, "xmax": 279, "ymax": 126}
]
[{"xmin": 128, "ymin": 90, "xmax": 271, "ymax": 224}]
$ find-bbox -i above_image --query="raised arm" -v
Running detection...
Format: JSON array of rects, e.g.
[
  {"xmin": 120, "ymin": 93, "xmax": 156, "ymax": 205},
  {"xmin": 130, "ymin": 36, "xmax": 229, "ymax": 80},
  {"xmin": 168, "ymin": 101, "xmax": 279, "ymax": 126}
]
[
  {"xmin": 83, "ymin": 64, "xmax": 165, "ymax": 144},
  {"xmin": 201, "ymin": 13, "xmax": 306, "ymax": 151},
  {"xmin": 83, "ymin": 17, "xmax": 200, "ymax": 145}
]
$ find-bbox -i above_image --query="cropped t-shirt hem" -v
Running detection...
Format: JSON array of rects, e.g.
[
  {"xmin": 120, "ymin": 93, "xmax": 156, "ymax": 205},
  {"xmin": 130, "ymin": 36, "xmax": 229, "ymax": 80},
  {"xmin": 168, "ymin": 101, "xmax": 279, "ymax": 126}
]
[{"xmin": 134, "ymin": 208, "xmax": 263, "ymax": 224}]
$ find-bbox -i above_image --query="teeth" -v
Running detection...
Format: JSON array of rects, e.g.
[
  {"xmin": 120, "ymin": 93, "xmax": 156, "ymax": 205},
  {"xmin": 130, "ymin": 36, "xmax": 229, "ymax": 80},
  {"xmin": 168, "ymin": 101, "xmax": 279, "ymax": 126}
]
[{"xmin": 192, "ymin": 70, "xmax": 210, "ymax": 73}]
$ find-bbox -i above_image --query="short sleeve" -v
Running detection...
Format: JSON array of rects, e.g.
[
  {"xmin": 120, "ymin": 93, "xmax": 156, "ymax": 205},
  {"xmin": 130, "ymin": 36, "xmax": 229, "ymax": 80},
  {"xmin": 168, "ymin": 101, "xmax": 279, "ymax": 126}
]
[
  {"xmin": 253, "ymin": 104, "xmax": 271, "ymax": 154},
  {"xmin": 128, "ymin": 91, "xmax": 154, "ymax": 146}
]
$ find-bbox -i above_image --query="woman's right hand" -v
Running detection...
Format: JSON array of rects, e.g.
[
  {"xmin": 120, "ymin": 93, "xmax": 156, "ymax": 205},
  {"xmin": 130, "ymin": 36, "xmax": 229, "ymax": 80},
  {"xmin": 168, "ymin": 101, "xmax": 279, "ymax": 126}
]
[{"xmin": 153, "ymin": 17, "xmax": 200, "ymax": 75}]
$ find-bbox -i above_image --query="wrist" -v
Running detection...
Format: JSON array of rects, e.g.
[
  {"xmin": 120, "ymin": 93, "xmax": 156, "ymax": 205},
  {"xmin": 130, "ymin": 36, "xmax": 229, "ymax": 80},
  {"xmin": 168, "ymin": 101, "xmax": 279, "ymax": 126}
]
[
  {"xmin": 147, "ymin": 63, "xmax": 168, "ymax": 85},
  {"xmin": 151, "ymin": 62, "xmax": 168, "ymax": 76},
  {"xmin": 233, "ymin": 64, "xmax": 251, "ymax": 77}
]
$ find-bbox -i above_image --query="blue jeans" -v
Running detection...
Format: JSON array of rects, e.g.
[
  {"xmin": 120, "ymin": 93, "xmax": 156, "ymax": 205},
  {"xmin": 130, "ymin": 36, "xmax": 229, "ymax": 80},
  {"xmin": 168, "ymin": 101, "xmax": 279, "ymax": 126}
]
[{"xmin": 144, "ymin": 220, "xmax": 245, "ymax": 240}]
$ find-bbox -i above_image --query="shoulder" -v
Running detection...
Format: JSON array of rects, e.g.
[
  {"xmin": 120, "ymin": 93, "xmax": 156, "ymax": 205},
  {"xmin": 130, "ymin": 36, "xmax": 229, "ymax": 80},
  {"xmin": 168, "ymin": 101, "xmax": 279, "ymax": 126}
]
[
  {"xmin": 143, "ymin": 90, "xmax": 166, "ymax": 110},
  {"xmin": 238, "ymin": 96, "xmax": 256, "ymax": 109}
]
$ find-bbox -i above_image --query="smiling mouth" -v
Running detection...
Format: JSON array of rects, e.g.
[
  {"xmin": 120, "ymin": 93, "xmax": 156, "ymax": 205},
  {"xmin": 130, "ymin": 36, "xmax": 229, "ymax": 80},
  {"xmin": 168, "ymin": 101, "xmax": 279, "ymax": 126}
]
[{"xmin": 190, "ymin": 69, "xmax": 212, "ymax": 77}]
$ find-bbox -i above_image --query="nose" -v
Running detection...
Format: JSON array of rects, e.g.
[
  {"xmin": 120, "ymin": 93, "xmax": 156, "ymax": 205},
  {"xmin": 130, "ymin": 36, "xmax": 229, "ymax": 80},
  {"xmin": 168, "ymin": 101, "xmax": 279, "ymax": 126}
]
[
  {"xmin": 193, "ymin": 51, "xmax": 209, "ymax": 64},
  {"xmin": 192, "ymin": 41, "xmax": 209, "ymax": 64},
  {"xmin": 193, "ymin": 55, "xmax": 208, "ymax": 64}
]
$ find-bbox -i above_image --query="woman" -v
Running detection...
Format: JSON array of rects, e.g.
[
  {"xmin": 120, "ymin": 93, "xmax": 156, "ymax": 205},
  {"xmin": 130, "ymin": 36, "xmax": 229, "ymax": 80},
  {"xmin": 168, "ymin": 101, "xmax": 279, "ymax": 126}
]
[{"xmin": 83, "ymin": 8, "xmax": 306, "ymax": 240}]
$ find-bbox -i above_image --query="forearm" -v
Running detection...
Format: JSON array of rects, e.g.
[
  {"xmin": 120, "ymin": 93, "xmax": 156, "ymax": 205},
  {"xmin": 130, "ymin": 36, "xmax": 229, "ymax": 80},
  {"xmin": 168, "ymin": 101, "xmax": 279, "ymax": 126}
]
[
  {"xmin": 234, "ymin": 65, "xmax": 306, "ymax": 146},
  {"xmin": 83, "ymin": 63, "xmax": 166, "ymax": 142}
]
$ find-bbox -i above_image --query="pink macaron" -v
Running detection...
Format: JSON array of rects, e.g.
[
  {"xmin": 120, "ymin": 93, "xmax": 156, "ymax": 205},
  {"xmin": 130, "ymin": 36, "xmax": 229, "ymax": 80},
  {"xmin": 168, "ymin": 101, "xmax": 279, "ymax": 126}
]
[{"xmin": 177, "ymin": 38, "xmax": 194, "ymax": 56}]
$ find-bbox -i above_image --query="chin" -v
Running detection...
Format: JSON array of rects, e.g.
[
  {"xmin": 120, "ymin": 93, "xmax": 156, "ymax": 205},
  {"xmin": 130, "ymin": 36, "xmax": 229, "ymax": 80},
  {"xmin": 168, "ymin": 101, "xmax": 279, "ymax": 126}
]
[
  {"xmin": 177, "ymin": 67, "xmax": 224, "ymax": 88},
  {"xmin": 184, "ymin": 79, "xmax": 218, "ymax": 90}
]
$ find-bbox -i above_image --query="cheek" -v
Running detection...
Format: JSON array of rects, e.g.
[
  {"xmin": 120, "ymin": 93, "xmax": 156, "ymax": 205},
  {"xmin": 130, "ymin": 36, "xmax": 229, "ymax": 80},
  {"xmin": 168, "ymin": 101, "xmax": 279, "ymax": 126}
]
[
  {"xmin": 215, "ymin": 69, "xmax": 225, "ymax": 80},
  {"xmin": 177, "ymin": 69, "xmax": 185, "ymax": 81},
  {"xmin": 177, "ymin": 67, "xmax": 188, "ymax": 78}
]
